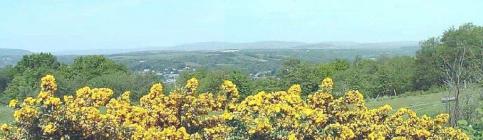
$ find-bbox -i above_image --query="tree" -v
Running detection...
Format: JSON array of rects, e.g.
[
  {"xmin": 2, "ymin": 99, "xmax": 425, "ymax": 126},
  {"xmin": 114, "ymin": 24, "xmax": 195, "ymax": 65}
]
[
  {"xmin": 84, "ymin": 72, "xmax": 161, "ymax": 100},
  {"xmin": 1, "ymin": 53, "xmax": 60, "ymax": 102},
  {"xmin": 61, "ymin": 55, "xmax": 128, "ymax": 80},
  {"xmin": 414, "ymin": 38, "xmax": 445, "ymax": 90},
  {"xmin": 0, "ymin": 66, "xmax": 14, "ymax": 93},
  {"xmin": 415, "ymin": 23, "xmax": 483, "ymax": 126},
  {"xmin": 415, "ymin": 23, "xmax": 483, "ymax": 90},
  {"xmin": 177, "ymin": 68, "xmax": 253, "ymax": 98},
  {"xmin": 334, "ymin": 56, "xmax": 416, "ymax": 98},
  {"xmin": 14, "ymin": 53, "xmax": 60, "ymax": 74},
  {"xmin": 1, "ymin": 55, "xmax": 146, "ymax": 102},
  {"xmin": 277, "ymin": 59, "xmax": 348, "ymax": 96}
]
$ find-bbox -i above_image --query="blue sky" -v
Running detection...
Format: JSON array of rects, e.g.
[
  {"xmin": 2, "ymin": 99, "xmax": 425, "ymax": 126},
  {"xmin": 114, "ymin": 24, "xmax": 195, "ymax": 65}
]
[{"xmin": 0, "ymin": 0, "xmax": 482, "ymax": 52}]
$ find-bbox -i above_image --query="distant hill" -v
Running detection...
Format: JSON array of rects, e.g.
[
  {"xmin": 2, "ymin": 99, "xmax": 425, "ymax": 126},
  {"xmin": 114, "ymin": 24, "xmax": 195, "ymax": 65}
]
[
  {"xmin": 51, "ymin": 41, "xmax": 419, "ymax": 55},
  {"xmin": 0, "ymin": 48, "xmax": 31, "ymax": 68},
  {"xmin": 0, "ymin": 48, "xmax": 31, "ymax": 56},
  {"xmin": 53, "ymin": 48, "xmax": 153, "ymax": 55},
  {"xmin": 295, "ymin": 41, "xmax": 419, "ymax": 49},
  {"xmin": 52, "ymin": 41, "xmax": 307, "ymax": 55},
  {"xmin": 165, "ymin": 41, "xmax": 307, "ymax": 51},
  {"xmin": 163, "ymin": 41, "xmax": 419, "ymax": 51},
  {"xmin": 0, "ymin": 41, "xmax": 420, "ymax": 70}
]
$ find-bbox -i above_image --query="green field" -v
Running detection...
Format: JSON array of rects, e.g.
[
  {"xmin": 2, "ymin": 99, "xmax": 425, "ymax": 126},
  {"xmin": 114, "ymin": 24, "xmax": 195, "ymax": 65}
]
[
  {"xmin": 0, "ymin": 105, "xmax": 13, "ymax": 123},
  {"xmin": 367, "ymin": 86, "xmax": 481, "ymax": 116}
]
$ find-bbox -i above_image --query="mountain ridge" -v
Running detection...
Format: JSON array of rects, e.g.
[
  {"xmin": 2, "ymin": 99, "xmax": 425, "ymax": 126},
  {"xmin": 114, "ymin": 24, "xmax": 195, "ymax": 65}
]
[
  {"xmin": 5, "ymin": 41, "xmax": 420, "ymax": 55},
  {"xmin": 0, "ymin": 48, "xmax": 31, "ymax": 56}
]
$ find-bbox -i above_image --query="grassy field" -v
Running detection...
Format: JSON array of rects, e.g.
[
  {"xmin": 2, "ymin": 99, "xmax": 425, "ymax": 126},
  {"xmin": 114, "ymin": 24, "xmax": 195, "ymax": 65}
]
[
  {"xmin": 367, "ymin": 86, "xmax": 481, "ymax": 116},
  {"xmin": 0, "ymin": 86, "xmax": 480, "ymax": 124},
  {"xmin": 0, "ymin": 105, "xmax": 13, "ymax": 123}
]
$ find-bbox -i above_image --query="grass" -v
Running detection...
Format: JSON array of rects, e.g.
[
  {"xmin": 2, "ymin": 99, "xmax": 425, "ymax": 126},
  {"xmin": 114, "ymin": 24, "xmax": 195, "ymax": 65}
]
[
  {"xmin": 366, "ymin": 86, "xmax": 481, "ymax": 116},
  {"xmin": 0, "ymin": 105, "xmax": 13, "ymax": 123}
]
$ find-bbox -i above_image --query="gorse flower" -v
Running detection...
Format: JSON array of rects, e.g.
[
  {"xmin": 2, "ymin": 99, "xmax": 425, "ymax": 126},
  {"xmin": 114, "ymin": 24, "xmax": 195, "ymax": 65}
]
[
  {"xmin": 321, "ymin": 77, "xmax": 334, "ymax": 90},
  {"xmin": 8, "ymin": 99, "xmax": 17, "ymax": 108},
  {"xmin": 0, "ymin": 124, "xmax": 9, "ymax": 132},
  {"xmin": 42, "ymin": 123, "xmax": 56, "ymax": 135},
  {"xmin": 185, "ymin": 77, "xmax": 199, "ymax": 92},
  {"xmin": 221, "ymin": 80, "xmax": 239, "ymax": 98},
  {"xmin": 0, "ymin": 75, "xmax": 470, "ymax": 140},
  {"xmin": 43, "ymin": 97, "xmax": 61, "ymax": 107},
  {"xmin": 40, "ymin": 74, "xmax": 57, "ymax": 93},
  {"xmin": 23, "ymin": 97, "xmax": 36, "ymax": 106},
  {"xmin": 287, "ymin": 84, "xmax": 302, "ymax": 95}
]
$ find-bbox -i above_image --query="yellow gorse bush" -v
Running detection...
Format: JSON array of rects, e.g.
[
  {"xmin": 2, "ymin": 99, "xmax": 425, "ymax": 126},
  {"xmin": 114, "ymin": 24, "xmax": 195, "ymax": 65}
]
[{"xmin": 0, "ymin": 75, "xmax": 469, "ymax": 140}]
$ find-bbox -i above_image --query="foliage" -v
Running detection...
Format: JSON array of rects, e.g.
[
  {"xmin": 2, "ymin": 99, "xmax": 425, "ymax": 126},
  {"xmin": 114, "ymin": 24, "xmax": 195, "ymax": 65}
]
[
  {"xmin": 178, "ymin": 68, "xmax": 253, "ymax": 99},
  {"xmin": 277, "ymin": 59, "xmax": 349, "ymax": 96},
  {"xmin": 415, "ymin": 23, "xmax": 483, "ymax": 90},
  {"xmin": 13, "ymin": 53, "xmax": 60, "ymax": 74},
  {"xmin": 60, "ymin": 55, "xmax": 128, "ymax": 80},
  {"xmin": 251, "ymin": 77, "xmax": 284, "ymax": 94},
  {"xmin": 0, "ymin": 75, "xmax": 469, "ymax": 139},
  {"xmin": 0, "ymin": 67, "xmax": 14, "ymax": 93},
  {"xmin": 456, "ymin": 89, "xmax": 483, "ymax": 139},
  {"xmin": 1, "ymin": 53, "xmax": 60, "ymax": 102},
  {"xmin": 0, "ymin": 54, "xmax": 158, "ymax": 102}
]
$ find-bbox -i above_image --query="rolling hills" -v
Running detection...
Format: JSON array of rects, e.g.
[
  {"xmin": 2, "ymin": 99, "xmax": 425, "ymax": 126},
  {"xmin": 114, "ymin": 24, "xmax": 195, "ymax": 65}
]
[{"xmin": 1, "ymin": 41, "xmax": 420, "ymax": 72}]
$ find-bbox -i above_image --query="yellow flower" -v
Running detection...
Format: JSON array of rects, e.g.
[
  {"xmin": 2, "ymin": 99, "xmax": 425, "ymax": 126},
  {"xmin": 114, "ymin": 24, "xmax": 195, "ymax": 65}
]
[
  {"xmin": 8, "ymin": 99, "xmax": 17, "ymax": 108},
  {"xmin": 325, "ymin": 123, "xmax": 355, "ymax": 139},
  {"xmin": 38, "ymin": 91, "xmax": 50, "ymax": 100},
  {"xmin": 434, "ymin": 114, "xmax": 449, "ymax": 125},
  {"xmin": 416, "ymin": 129, "xmax": 431, "ymax": 138},
  {"xmin": 40, "ymin": 75, "xmax": 57, "ymax": 92},
  {"xmin": 120, "ymin": 91, "xmax": 131, "ymax": 102},
  {"xmin": 0, "ymin": 124, "xmax": 9, "ymax": 132},
  {"xmin": 368, "ymin": 132, "xmax": 385, "ymax": 140},
  {"xmin": 149, "ymin": 83, "xmax": 163, "ymax": 97},
  {"xmin": 250, "ymin": 117, "xmax": 272, "ymax": 134},
  {"xmin": 344, "ymin": 90, "xmax": 364, "ymax": 105},
  {"xmin": 221, "ymin": 80, "xmax": 239, "ymax": 98},
  {"xmin": 222, "ymin": 112, "xmax": 234, "ymax": 120},
  {"xmin": 185, "ymin": 77, "xmax": 199, "ymax": 92},
  {"xmin": 43, "ymin": 97, "xmax": 61, "ymax": 106},
  {"xmin": 288, "ymin": 84, "xmax": 302, "ymax": 95},
  {"xmin": 288, "ymin": 132, "xmax": 297, "ymax": 140},
  {"xmin": 321, "ymin": 77, "xmax": 333, "ymax": 89},
  {"xmin": 13, "ymin": 106, "xmax": 38, "ymax": 122},
  {"xmin": 42, "ymin": 123, "xmax": 56, "ymax": 135},
  {"xmin": 23, "ymin": 97, "xmax": 36, "ymax": 106},
  {"xmin": 2, "ymin": 75, "xmax": 472, "ymax": 139}
]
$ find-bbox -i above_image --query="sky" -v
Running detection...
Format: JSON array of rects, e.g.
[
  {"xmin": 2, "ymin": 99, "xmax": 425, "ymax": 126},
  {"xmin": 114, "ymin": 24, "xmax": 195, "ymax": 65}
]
[{"xmin": 0, "ymin": 0, "xmax": 482, "ymax": 52}]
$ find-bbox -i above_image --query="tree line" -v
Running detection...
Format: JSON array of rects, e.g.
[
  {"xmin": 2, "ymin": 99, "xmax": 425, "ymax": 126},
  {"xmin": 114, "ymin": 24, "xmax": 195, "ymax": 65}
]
[{"xmin": 0, "ymin": 54, "xmax": 161, "ymax": 103}]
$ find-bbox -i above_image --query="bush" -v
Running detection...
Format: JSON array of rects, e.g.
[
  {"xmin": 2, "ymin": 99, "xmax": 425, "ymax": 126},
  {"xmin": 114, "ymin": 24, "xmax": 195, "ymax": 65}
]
[{"xmin": 0, "ymin": 75, "xmax": 469, "ymax": 139}]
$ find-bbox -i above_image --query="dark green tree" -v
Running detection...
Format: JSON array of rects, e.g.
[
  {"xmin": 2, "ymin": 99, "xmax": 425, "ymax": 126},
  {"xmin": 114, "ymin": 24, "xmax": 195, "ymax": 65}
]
[
  {"xmin": 177, "ymin": 68, "xmax": 253, "ymax": 98},
  {"xmin": 2, "ymin": 53, "xmax": 60, "ymax": 102}
]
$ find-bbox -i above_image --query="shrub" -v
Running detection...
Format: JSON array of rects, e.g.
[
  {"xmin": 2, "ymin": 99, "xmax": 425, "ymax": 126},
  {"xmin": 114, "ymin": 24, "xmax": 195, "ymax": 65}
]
[{"xmin": 1, "ymin": 75, "xmax": 469, "ymax": 139}]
